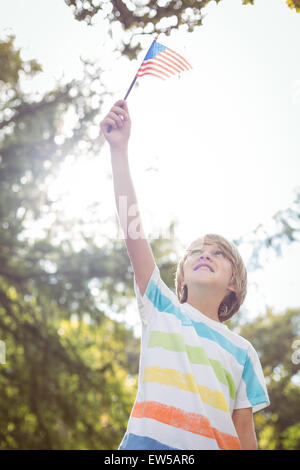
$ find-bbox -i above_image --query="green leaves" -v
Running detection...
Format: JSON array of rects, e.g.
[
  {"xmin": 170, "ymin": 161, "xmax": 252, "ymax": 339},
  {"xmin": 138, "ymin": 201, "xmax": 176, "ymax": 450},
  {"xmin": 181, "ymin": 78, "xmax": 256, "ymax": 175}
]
[
  {"xmin": 63, "ymin": 0, "xmax": 300, "ymax": 59},
  {"xmin": 286, "ymin": 0, "xmax": 300, "ymax": 13},
  {"xmin": 0, "ymin": 33, "xmax": 42, "ymax": 85},
  {"xmin": 1, "ymin": 26, "xmax": 299, "ymax": 450},
  {"xmin": 239, "ymin": 308, "xmax": 300, "ymax": 450},
  {"xmin": 0, "ymin": 34, "xmax": 139, "ymax": 450}
]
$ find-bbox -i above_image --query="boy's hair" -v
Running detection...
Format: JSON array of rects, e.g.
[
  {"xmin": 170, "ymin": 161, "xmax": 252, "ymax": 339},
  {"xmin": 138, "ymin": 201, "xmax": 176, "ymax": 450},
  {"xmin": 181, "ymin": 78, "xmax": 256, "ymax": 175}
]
[{"xmin": 175, "ymin": 234, "xmax": 247, "ymax": 322}]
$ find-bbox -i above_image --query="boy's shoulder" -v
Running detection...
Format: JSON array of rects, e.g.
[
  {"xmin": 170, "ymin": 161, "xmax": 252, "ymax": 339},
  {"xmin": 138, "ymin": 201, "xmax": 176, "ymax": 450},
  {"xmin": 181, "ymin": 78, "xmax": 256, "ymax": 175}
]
[{"xmin": 223, "ymin": 324, "xmax": 256, "ymax": 354}]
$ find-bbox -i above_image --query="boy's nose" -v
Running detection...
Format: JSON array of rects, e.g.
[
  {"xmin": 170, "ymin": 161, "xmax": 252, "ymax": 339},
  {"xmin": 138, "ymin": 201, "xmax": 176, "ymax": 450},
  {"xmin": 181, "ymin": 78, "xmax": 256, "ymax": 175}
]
[{"xmin": 200, "ymin": 253, "xmax": 211, "ymax": 260}]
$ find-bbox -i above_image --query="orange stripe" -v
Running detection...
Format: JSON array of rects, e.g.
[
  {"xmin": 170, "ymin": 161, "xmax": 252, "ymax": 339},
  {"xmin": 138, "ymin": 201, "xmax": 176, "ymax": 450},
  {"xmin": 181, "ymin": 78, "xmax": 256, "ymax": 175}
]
[{"xmin": 132, "ymin": 401, "xmax": 241, "ymax": 450}]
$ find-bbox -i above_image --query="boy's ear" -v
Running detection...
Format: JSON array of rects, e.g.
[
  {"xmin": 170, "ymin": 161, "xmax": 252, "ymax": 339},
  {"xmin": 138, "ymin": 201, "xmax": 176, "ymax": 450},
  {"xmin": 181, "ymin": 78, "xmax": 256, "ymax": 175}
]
[
  {"xmin": 227, "ymin": 276, "xmax": 236, "ymax": 293},
  {"xmin": 227, "ymin": 285, "xmax": 236, "ymax": 294}
]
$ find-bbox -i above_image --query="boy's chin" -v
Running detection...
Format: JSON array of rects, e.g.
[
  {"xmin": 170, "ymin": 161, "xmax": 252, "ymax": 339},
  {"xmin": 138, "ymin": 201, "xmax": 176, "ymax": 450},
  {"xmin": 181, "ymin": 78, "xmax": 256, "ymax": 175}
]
[{"xmin": 192, "ymin": 279, "xmax": 216, "ymax": 288}]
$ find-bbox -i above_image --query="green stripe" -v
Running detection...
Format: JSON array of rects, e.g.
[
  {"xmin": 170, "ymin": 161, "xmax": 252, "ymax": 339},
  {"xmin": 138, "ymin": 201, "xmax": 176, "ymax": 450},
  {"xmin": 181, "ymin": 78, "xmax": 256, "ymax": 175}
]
[{"xmin": 147, "ymin": 331, "xmax": 236, "ymax": 400}]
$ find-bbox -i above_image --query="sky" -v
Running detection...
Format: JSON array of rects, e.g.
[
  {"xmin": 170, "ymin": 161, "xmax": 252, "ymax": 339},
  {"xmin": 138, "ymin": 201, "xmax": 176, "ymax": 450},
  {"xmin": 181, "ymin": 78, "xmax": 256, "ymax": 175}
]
[{"xmin": 1, "ymin": 0, "xmax": 299, "ymax": 333}]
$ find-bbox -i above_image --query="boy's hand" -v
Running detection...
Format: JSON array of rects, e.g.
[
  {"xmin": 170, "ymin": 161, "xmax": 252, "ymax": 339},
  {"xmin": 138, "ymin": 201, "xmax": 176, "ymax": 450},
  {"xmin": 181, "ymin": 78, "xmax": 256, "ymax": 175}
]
[{"xmin": 100, "ymin": 99, "xmax": 131, "ymax": 150}]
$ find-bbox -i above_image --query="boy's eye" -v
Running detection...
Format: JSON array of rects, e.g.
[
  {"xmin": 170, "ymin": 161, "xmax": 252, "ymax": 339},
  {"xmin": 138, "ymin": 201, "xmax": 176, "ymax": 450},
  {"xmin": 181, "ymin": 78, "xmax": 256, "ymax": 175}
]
[
  {"xmin": 216, "ymin": 250, "xmax": 224, "ymax": 255},
  {"xmin": 190, "ymin": 249, "xmax": 225, "ymax": 257}
]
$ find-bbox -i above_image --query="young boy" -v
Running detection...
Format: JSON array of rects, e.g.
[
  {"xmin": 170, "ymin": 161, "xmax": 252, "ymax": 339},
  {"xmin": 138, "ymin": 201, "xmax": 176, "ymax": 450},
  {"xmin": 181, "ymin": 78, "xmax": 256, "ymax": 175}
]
[{"xmin": 100, "ymin": 100, "xmax": 270, "ymax": 450}]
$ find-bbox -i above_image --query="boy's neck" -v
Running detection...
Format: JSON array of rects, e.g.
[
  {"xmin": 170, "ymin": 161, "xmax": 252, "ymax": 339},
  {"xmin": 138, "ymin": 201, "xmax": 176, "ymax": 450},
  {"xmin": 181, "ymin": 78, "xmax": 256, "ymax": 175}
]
[{"xmin": 186, "ymin": 286, "xmax": 224, "ymax": 323}]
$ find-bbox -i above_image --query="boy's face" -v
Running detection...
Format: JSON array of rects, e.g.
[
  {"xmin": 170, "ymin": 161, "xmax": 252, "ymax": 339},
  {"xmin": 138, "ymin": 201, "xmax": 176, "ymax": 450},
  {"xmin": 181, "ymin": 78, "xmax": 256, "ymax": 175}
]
[{"xmin": 183, "ymin": 241, "xmax": 236, "ymax": 295}]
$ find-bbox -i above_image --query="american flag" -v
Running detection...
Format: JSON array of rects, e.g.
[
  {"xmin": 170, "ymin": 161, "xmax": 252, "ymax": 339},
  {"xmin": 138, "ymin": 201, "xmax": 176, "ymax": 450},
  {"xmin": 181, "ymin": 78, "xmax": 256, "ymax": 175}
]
[
  {"xmin": 136, "ymin": 40, "xmax": 192, "ymax": 81},
  {"xmin": 105, "ymin": 37, "xmax": 192, "ymax": 133}
]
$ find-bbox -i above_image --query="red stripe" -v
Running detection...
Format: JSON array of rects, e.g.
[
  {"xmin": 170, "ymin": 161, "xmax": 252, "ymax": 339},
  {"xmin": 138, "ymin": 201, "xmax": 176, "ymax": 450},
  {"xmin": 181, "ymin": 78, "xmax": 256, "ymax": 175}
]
[
  {"xmin": 136, "ymin": 71, "xmax": 166, "ymax": 80},
  {"xmin": 144, "ymin": 57, "xmax": 180, "ymax": 74},
  {"xmin": 132, "ymin": 401, "xmax": 241, "ymax": 450},
  {"xmin": 153, "ymin": 55, "xmax": 183, "ymax": 74},
  {"xmin": 159, "ymin": 51, "xmax": 185, "ymax": 72},
  {"xmin": 138, "ymin": 65, "xmax": 170, "ymax": 79},
  {"xmin": 162, "ymin": 50, "xmax": 190, "ymax": 71},
  {"xmin": 140, "ymin": 59, "xmax": 176, "ymax": 76},
  {"xmin": 154, "ymin": 56, "xmax": 182, "ymax": 73},
  {"xmin": 167, "ymin": 47, "xmax": 192, "ymax": 69}
]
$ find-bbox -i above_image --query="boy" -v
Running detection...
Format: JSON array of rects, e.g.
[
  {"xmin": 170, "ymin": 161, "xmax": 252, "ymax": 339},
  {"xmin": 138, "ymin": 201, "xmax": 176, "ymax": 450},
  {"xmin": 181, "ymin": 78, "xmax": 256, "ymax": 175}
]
[{"xmin": 100, "ymin": 100, "xmax": 270, "ymax": 450}]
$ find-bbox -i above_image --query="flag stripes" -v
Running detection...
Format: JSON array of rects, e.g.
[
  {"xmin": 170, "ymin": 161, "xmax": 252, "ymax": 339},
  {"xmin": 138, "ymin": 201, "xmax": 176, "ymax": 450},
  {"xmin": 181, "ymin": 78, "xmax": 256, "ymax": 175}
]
[{"xmin": 136, "ymin": 41, "xmax": 192, "ymax": 81}]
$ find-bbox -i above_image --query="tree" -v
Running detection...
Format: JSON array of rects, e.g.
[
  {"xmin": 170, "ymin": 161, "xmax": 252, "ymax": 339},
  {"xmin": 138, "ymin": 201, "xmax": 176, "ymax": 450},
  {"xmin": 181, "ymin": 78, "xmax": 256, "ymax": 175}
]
[
  {"xmin": 233, "ymin": 187, "xmax": 300, "ymax": 273},
  {"xmin": 1, "ymin": 31, "xmax": 299, "ymax": 450},
  {"xmin": 64, "ymin": 0, "xmax": 300, "ymax": 58},
  {"xmin": 238, "ymin": 308, "xmax": 300, "ymax": 450},
  {"xmin": 287, "ymin": 0, "xmax": 300, "ymax": 13},
  {"xmin": 0, "ymin": 34, "xmax": 141, "ymax": 449},
  {"xmin": 0, "ymin": 34, "xmax": 183, "ymax": 449},
  {"xmin": 0, "ymin": 34, "xmax": 41, "ymax": 85}
]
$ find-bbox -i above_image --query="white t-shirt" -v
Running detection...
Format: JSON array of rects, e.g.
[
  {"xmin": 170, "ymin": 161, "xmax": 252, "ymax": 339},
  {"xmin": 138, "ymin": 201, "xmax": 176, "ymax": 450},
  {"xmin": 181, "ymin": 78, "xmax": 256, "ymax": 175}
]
[{"xmin": 119, "ymin": 265, "xmax": 270, "ymax": 450}]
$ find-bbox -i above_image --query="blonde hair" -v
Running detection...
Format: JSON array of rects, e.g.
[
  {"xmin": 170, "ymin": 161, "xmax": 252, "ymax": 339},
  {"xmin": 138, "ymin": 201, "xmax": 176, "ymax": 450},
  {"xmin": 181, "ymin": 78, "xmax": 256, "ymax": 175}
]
[{"xmin": 175, "ymin": 234, "xmax": 247, "ymax": 322}]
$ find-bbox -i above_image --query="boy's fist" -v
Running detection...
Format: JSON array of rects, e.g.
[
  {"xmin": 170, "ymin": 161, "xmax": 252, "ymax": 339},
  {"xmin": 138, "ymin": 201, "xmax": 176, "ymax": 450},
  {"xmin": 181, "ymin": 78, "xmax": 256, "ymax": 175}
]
[{"xmin": 100, "ymin": 99, "xmax": 131, "ymax": 149}]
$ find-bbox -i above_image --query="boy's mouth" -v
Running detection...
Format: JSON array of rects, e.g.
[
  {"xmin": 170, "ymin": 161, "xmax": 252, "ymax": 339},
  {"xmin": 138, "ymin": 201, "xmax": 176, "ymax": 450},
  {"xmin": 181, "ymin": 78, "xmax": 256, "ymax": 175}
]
[{"xmin": 193, "ymin": 263, "xmax": 214, "ymax": 272}]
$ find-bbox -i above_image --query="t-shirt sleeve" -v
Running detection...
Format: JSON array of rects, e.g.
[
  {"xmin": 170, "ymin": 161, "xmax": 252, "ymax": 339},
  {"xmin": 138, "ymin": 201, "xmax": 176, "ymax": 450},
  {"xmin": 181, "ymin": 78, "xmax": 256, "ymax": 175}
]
[
  {"xmin": 133, "ymin": 264, "xmax": 177, "ymax": 327},
  {"xmin": 234, "ymin": 344, "xmax": 270, "ymax": 414}
]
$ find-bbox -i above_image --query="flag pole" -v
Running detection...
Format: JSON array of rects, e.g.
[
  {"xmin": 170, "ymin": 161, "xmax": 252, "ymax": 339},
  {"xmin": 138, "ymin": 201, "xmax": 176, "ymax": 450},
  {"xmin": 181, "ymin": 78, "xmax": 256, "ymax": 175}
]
[
  {"xmin": 107, "ymin": 34, "xmax": 159, "ymax": 133},
  {"xmin": 123, "ymin": 34, "xmax": 159, "ymax": 100}
]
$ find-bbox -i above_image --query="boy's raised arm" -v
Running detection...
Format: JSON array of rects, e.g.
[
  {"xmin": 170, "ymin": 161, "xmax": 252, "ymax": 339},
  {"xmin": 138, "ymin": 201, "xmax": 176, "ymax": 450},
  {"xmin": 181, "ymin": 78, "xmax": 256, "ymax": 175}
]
[{"xmin": 100, "ymin": 99, "xmax": 156, "ymax": 297}]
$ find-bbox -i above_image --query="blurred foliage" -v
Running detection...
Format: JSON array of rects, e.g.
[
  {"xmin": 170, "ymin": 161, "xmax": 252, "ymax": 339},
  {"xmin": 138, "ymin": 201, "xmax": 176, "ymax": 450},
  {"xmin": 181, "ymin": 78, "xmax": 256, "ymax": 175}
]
[
  {"xmin": 0, "ymin": 35, "xmax": 181, "ymax": 449},
  {"xmin": 233, "ymin": 188, "xmax": 300, "ymax": 272},
  {"xmin": 0, "ymin": 34, "xmax": 42, "ymax": 85},
  {"xmin": 286, "ymin": 0, "xmax": 300, "ymax": 13},
  {"xmin": 238, "ymin": 308, "xmax": 300, "ymax": 450},
  {"xmin": 0, "ymin": 34, "xmax": 138, "ymax": 449},
  {"xmin": 0, "ymin": 31, "xmax": 300, "ymax": 450},
  {"xmin": 64, "ymin": 0, "xmax": 300, "ymax": 58}
]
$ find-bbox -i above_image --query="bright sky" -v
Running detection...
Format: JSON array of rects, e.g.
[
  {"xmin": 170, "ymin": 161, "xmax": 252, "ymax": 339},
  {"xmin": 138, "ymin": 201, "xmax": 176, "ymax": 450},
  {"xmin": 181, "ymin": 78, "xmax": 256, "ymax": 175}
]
[{"xmin": 1, "ymin": 0, "xmax": 299, "ymax": 333}]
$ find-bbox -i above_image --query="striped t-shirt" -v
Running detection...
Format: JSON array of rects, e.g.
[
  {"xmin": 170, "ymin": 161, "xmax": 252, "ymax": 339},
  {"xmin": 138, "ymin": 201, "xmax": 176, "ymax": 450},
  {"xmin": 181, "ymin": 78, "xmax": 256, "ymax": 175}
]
[{"xmin": 119, "ymin": 265, "xmax": 270, "ymax": 450}]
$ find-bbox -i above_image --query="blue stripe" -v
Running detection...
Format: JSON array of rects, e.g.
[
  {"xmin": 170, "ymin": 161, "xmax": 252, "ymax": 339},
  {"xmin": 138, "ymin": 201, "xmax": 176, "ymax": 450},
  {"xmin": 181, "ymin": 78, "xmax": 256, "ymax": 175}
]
[
  {"xmin": 146, "ymin": 279, "xmax": 247, "ymax": 363},
  {"xmin": 119, "ymin": 433, "xmax": 179, "ymax": 450},
  {"xmin": 144, "ymin": 42, "xmax": 167, "ymax": 61},
  {"xmin": 145, "ymin": 278, "xmax": 268, "ymax": 407},
  {"xmin": 242, "ymin": 355, "xmax": 268, "ymax": 406}
]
